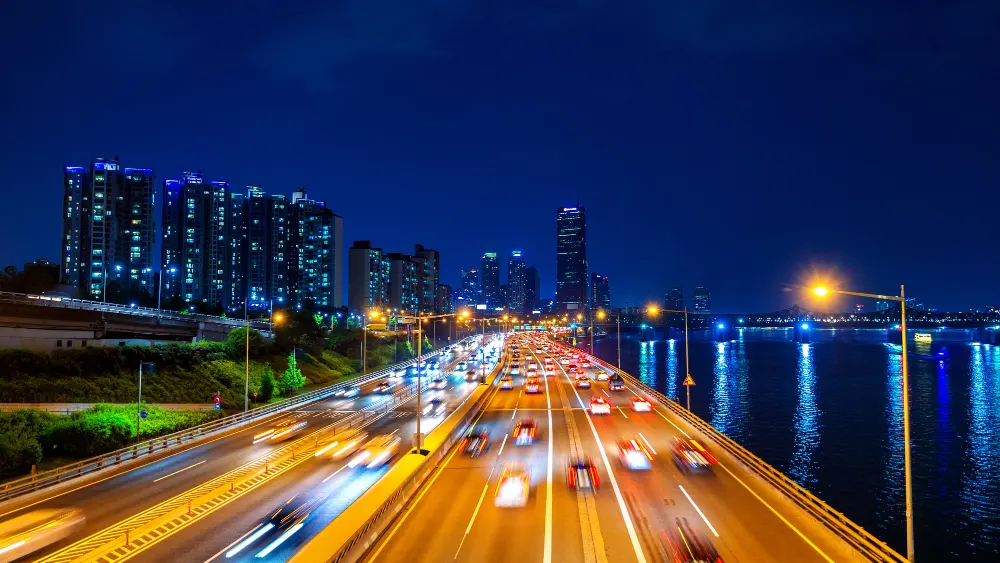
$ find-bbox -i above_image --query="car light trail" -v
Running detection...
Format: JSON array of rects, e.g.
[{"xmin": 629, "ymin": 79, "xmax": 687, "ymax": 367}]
[
  {"xmin": 225, "ymin": 523, "xmax": 271, "ymax": 558},
  {"xmin": 255, "ymin": 523, "xmax": 303, "ymax": 558},
  {"xmin": 679, "ymin": 485, "xmax": 719, "ymax": 537},
  {"xmin": 313, "ymin": 441, "xmax": 339, "ymax": 457}
]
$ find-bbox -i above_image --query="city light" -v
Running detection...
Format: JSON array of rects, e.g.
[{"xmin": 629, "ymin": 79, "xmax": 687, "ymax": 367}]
[
  {"xmin": 647, "ymin": 306, "xmax": 658, "ymax": 315},
  {"xmin": 597, "ymin": 310, "xmax": 606, "ymax": 320},
  {"xmin": 813, "ymin": 286, "xmax": 829, "ymax": 297},
  {"xmin": 717, "ymin": 323, "xmax": 725, "ymax": 329},
  {"xmin": 800, "ymin": 323, "xmax": 809, "ymax": 330}
]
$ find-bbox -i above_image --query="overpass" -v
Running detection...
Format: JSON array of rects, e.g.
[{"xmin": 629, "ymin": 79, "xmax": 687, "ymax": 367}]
[{"xmin": 0, "ymin": 291, "xmax": 271, "ymax": 350}]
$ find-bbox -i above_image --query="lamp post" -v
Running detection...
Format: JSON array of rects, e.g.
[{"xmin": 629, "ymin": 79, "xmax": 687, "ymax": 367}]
[
  {"xmin": 596, "ymin": 310, "xmax": 623, "ymax": 369},
  {"xmin": 136, "ymin": 361, "xmax": 154, "ymax": 440},
  {"xmin": 813, "ymin": 284, "xmax": 914, "ymax": 562},
  {"xmin": 651, "ymin": 306, "xmax": 692, "ymax": 409}
]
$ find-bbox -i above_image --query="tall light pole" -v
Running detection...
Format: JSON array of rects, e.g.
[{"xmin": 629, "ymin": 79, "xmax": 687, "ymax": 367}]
[
  {"xmin": 136, "ymin": 361, "xmax": 153, "ymax": 440},
  {"xmin": 813, "ymin": 284, "xmax": 914, "ymax": 562},
  {"xmin": 596, "ymin": 309, "xmax": 623, "ymax": 369},
  {"xmin": 652, "ymin": 306, "xmax": 692, "ymax": 409},
  {"xmin": 244, "ymin": 310, "xmax": 250, "ymax": 412}
]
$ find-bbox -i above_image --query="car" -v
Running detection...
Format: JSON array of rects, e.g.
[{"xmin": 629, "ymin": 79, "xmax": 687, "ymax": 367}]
[
  {"xmin": 589, "ymin": 396, "xmax": 611, "ymax": 415},
  {"xmin": 662, "ymin": 518, "xmax": 725, "ymax": 563},
  {"xmin": 573, "ymin": 367, "xmax": 586, "ymax": 376},
  {"xmin": 582, "ymin": 360, "xmax": 592, "ymax": 368},
  {"xmin": 671, "ymin": 437, "xmax": 719, "ymax": 473},
  {"xmin": 535, "ymin": 348, "xmax": 544, "ymax": 354},
  {"xmin": 525, "ymin": 377, "xmax": 541, "ymax": 394},
  {"xmin": 544, "ymin": 364, "xmax": 555, "ymax": 374},
  {"xmin": 494, "ymin": 464, "xmax": 530, "ymax": 507},
  {"xmin": 0, "ymin": 509, "xmax": 85, "ymax": 562},
  {"xmin": 222, "ymin": 495, "xmax": 324, "ymax": 559},
  {"xmin": 423, "ymin": 399, "xmax": 447, "ymax": 418},
  {"xmin": 500, "ymin": 375, "xmax": 514, "ymax": 390},
  {"xmin": 455, "ymin": 361, "xmax": 468, "ymax": 371},
  {"xmin": 315, "ymin": 430, "xmax": 368, "ymax": 460},
  {"xmin": 348, "ymin": 434, "xmax": 403, "ymax": 469},
  {"xmin": 253, "ymin": 418, "xmax": 308, "ymax": 443},
  {"xmin": 431, "ymin": 377, "xmax": 447, "ymax": 389},
  {"xmin": 544, "ymin": 357, "xmax": 553, "ymax": 364},
  {"xmin": 595, "ymin": 370, "xmax": 610, "ymax": 382},
  {"xmin": 567, "ymin": 456, "xmax": 600, "ymax": 490},
  {"xmin": 608, "ymin": 375, "xmax": 625, "ymax": 391},
  {"xmin": 465, "ymin": 369, "xmax": 479, "ymax": 381},
  {"xmin": 513, "ymin": 418, "xmax": 536, "ymax": 445},
  {"xmin": 528, "ymin": 361, "xmax": 537, "ymax": 369},
  {"xmin": 617, "ymin": 437, "xmax": 654, "ymax": 470},
  {"xmin": 460, "ymin": 430, "xmax": 490, "ymax": 457},
  {"xmin": 373, "ymin": 381, "xmax": 395, "ymax": 393},
  {"xmin": 389, "ymin": 369, "xmax": 405, "ymax": 379},
  {"xmin": 568, "ymin": 364, "xmax": 578, "ymax": 371},
  {"xmin": 560, "ymin": 358, "xmax": 570, "ymax": 365},
  {"xmin": 631, "ymin": 397, "xmax": 652, "ymax": 412},
  {"xmin": 509, "ymin": 365, "xmax": 520, "ymax": 376},
  {"xmin": 575, "ymin": 375, "xmax": 591, "ymax": 389}
]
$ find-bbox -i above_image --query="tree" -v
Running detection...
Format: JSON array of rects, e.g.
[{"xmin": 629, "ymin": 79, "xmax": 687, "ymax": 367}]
[
  {"xmin": 280, "ymin": 353, "xmax": 306, "ymax": 395},
  {"xmin": 226, "ymin": 327, "xmax": 267, "ymax": 358},
  {"xmin": 260, "ymin": 367, "xmax": 275, "ymax": 402}
]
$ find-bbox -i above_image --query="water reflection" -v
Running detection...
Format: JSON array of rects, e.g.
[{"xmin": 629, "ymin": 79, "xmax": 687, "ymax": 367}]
[
  {"xmin": 711, "ymin": 342, "xmax": 732, "ymax": 433},
  {"xmin": 709, "ymin": 341, "xmax": 750, "ymax": 439},
  {"xmin": 790, "ymin": 343, "xmax": 820, "ymax": 487},
  {"xmin": 638, "ymin": 341, "xmax": 653, "ymax": 386},
  {"xmin": 933, "ymin": 357, "xmax": 953, "ymax": 498},
  {"xmin": 877, "ymin": 345, "xmax": 904, "ymax": 526},
  {"xmin": 961, "ymin": 344, "xmax": 1000, "ymax": 549},
  {"xmin": 666, "ymin": 340, "xmax": 679, "ymax": 401}
]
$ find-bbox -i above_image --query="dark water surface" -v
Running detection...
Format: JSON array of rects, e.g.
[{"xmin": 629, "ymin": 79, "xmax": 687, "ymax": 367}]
[{"xmin": 589, "ymin": 331, "xmax": 1000, "ymax": 561}]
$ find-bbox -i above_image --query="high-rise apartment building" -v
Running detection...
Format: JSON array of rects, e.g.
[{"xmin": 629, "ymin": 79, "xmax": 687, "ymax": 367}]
[
  {"xmin": 245, "ymin": 186, "xmax": 289, "ymax": 307},
  {"xmin": 507, "ymin": 250, "xmax": 526, "ymax": 313},
  {"xmin": 62, "ymin": 158, "xmax": 155, "ymax": 299},
  {"xmin": 693, "ymin": 286, "xmax": 711, "ymax": 312},
  {"xmin": 590, "ymin": 272, "xmax": 611, "ymax": 310},
  {"xmin": 457, "ymin": 268, "xmax": 479, "ymax": 308},
  {"xmin": 414, "ymin": 244, "xmax": 440, "ymax": 314},
  {"xmin": 348, "ymin": 240, "xmax": 391, "ymax": 314},
  {"xmin": 481, "ymin": 252, "xmax": 500, "ymax": 308},
  {"xmin": 438, "ymin": 284, "xmax": 454, "ymax": 314},
  {"xmin": 288, "ymin": 191, "xmax": 343, "ymax": 309},
  {"xmin": 556, "ymin": 207, "xmax": 587, "ymax": 311},
  {"xmin": 525, "ymin": 266, "xmax": 540, "ymax": 311},
  {"xmin": 666, "ymin": 287, "xmax": 683, "ymax": 311},
  {"xmin": 229, "ymin": 192, "xmax": 248, "ymax": 311},
  {"xmin": 388, "ymin": 253, "xmax": 419, "ymax": 313}
]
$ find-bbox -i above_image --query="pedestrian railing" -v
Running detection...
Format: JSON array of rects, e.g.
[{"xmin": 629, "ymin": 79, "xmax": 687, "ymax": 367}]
[
  {"xmin": 0, "ymin": 339, "xmax": 471, "ymax": 505},
  {"xmin": 580, "ymin": 348, "xmax": 908, "ymax": 563}
]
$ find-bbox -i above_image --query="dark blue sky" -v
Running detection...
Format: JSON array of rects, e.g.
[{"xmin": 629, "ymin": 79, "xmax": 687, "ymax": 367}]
[{"xmin": 1, "ymin": 1, "xmax": 997, "ymax": 312}]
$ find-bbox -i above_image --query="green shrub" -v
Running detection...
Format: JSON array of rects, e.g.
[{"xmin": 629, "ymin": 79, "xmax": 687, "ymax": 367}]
[{"xmin": 0, "ymin": 429, "xmax": 42, "ymax": 480}]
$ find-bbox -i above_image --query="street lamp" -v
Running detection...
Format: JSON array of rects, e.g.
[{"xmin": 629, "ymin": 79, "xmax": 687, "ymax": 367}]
[
  {"xmin": 813, "ymin": 284, "xmax": 915, "ymax": 563},
  {"xmin": 157, "ymin": 266, "xmax": 178, "ymax": 318},
  {"xmin": 651, "ymin": 306, "xmax": 692, "ymax": 409},
  {"xmin": 596, "ymin": 309, "xmax": 623, "ymax": 369},
  {"xmin": 136, "ymin": 361, "xmax": 154, "ymax": 441}
]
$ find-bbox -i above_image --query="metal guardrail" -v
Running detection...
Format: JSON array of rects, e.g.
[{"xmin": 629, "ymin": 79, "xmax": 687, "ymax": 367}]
[
  {"xmin": 0, "ymin": 340, "xmax": 472, "ymax": 504},
  {"xmin": 0, "ymin": 291, "xmax": 271, "ymax": 330},
  {"xmin": 306, "ymin": 338, "xmax": 508, "ymax": 563},
  {"xmin": 577, "ymin": 347, "xmax": 908, "ymax": 563}
]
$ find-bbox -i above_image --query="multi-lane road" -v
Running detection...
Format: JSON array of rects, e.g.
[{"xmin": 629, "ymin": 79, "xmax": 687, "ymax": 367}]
[
  {"xmin": 0, "ymin": 339, "xmax": 495, "ymax": 563},
  {"xmin": 366, "ymin": 334, "xmax": 870, "ymax": 563}
]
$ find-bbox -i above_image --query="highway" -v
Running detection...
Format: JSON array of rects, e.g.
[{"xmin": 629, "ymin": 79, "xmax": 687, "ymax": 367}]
[
  {"xmin": 366, "ymin": 334, "xmax": 871, "ymax": 563},
  {"xmin": 0, "ymin": 338, "xmax": 495, "ymax": 563}
]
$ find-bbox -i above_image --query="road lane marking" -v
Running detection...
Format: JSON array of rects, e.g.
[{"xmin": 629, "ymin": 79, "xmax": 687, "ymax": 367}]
[
  {"xmin": 202, "ymin": 523, "xmax": 262, "ymax": 563},
  {"xmin": 678, "ymin": 485, "xmax": 720, "ymax": 537},
  {"xmin": 322, "ymin": 463, "xmax": 350, "ymax": 484},
  {"xmin": 602, "ymin": 389, "xmax": 611, "ymax": 398},
  {"xmin": 543, "ymin": 361, "xmax": 554, "ymax": 563},
  {"xmin": 511, "ymin": 408, "xmax": 517, "ymax": 420},
  {"xmin": 152, "ymin": 460, "xmax": 206, "ymax": 483},
  {"xmin": 618, "ymin": 407, "xmax": 628, "ymax": 419},
  {"xmin": 653, "ymin": 408, "xmax": 691, "ymax": 439},
  {"xmin": 497, "ymin": 434, "xmax": 509, "ymax": 457},
  {"xmin": 717, "ymin": 463, "xmax": 835, "ymax": 562},
  {"xmin": 637, "ymin": 433, "xmax": 657, "ymax": 455},
  {"xmin": 454, "ymin": 465, "xmax": 498, "ymax": 559}
]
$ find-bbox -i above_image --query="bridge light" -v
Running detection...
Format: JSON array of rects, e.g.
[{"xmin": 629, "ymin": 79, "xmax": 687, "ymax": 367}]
[
  {"xmin": 812, "ymin": 286, "xmax": 829, "ymax": 297},
  {"xmin": 717, "ymin": 323, "xmax": 725, "ymax": 329},
  {"xmin": 738, "ymin": 318, "xmax": 744, "ymax": 324},
  {"xmin": 646, "ymin": 306, "xmax": 659, "ymax": 316},
  {"xmin": 800, "ymin": 323, "xmax": 809, "ymax": 330},
  {"xmin": 640, "ymin": 324, "xmax": 647, "ymax": 329}
]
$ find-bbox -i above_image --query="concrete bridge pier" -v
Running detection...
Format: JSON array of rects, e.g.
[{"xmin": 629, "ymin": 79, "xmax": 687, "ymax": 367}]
[{"xmin": 792, "ymin": 325, "xmax": 812, "ymax": 343}]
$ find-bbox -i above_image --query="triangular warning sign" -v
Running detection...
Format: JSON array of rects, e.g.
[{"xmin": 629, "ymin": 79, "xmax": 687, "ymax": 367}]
[{"xmin": 682, "ymin": 374, "xmax": 696, "ymax": 386}]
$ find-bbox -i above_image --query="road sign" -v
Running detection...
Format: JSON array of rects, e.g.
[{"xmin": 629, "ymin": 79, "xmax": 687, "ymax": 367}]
[
  {"xmin": 682, "ymin": 374, "xmax": 696, "ymax": 386},
  {"xmin": 214, "ymin": 404, "xmax": 221, "ymax": 410},
  {"xmin": 139, "ymin": 411, "xmax": 147, "ymax": 419}
]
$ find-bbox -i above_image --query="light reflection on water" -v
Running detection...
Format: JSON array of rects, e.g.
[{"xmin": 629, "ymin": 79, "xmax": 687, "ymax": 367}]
[
  {"xmin": 961, "ymin": 344, "xmax": 1000, "ymax": 550},
  {"xmin": 789, "ymin": 343, "xmax": 820, "ymax": 487},
  {"xmin": 877, "ymin": 345, "xmax": 904, "ymax": 525},
  {"xmin": 666, "ymin": 340, "xmax": 678, "ymax": 401},
  {"xmin": 710, "ymin": 342, "xmax": 732, "ymax": 434}
]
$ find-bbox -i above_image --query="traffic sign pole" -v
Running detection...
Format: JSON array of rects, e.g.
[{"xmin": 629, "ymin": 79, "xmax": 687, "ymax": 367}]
[{"xmin": 682, "ymin": 374, "xmax": 696, "ymax": 410}]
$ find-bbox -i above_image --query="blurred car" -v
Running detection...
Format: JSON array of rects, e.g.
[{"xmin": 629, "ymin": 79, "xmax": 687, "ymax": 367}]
[
  {"xmin": 431, "ymin": 377, "xmax": 447, "ymax": 389},
  {"xmin": 568, "ymin": 364, "xmax": 578, "ymax": 372},
  {"xmin": 630, "ymin": 397, "xmax": 652, "ymax": 412},
  {"xmin": 334, "ymin": 385, "xmax": 359, "ymax": 398},
  {"xmin": 560, "ymin": 358, "xmax": 570, "ymax": 365},
  {"xmin": 525, "ymin": 377, "xmax": 541, "ymax": 394},
  {"xmin": 500, "ymin": 375, "xmax": 514, "ymax": 390},
  {"xmin": 617, "ymin": 437, "xmax": 654, "ymax": 470},
  {"xmin": 608, "ymin": 375, "xmax": 625, "ymax": 391},
  {"xmin": 422, "ymin": 399, "xmax": 447, "ymax": 418},
  {"xmin": 566, "ymin": 456, "xmax": 600, "ymax": 490},
  {"xmin": 509, "ymin": 365, "xmax": 520, "ymax": 376},
  {"xmin": 494, "ymin": 464, "xmax": 530, "ymax": 507},
  {"xmin": 589, "ymin": 396, "xmax": 611, "ymax": 415},
  {"xmin": 406, "ymin": 366, "xmax": 419, "ymax": 377},
  {"xmin": 460, "ymin": 430, "xmax": 490, "ymax": 457},
  {"xmin": 253, "ymin": 418, "xmax": 308, "ymax": 444},
  {"xmin": 513, "ymin": 418, "xmax": 536, "ymax": 445},
  {"xmin": 389, "ymin": 369, "xmax": 405, "ymax": 380},
  {"xmin": 465, "ymin": 369, "xmax": 479, "ymax": 382},
  {"xmin": 528, "ymin": 361, "xmax": 538, "ymax": 369},
  {"xmin": 575, "ymin": 375, "xmax": 591, "ymax": 389},
  {"xmin": 595, "ymin": 370, "xmax": 610, "ymax": 382},
  {"xmin": 455, "ymin": 361, "xmax": 468, "ymax": 372},
  {"xmin": 662, "ymin": 519, "xmax": 725, "ymax": 563},
  {"xmin": 373, "ymin": 381, "xmax": 395, "ymax": 394},
  {"xmin": 671, "ymin": 437, "xmax": 719, "ymax": 474},
  {"xmin": 348, "ymin": 434, "xmax": 403, "ymax": 469},
  {"xmin": 544, "ymin": 364, "xmax": 555, "ymax": 374},
  {"xmin": 315, "ymin": 430, "xmax": 368, "ymax": 460},
  {"xmin": 582, "ymin": 360, "xmax": 592, "ymax": 368},
  {"xmin": 0, "ymin": 508, "xmax": 84, "ymax": 562}
]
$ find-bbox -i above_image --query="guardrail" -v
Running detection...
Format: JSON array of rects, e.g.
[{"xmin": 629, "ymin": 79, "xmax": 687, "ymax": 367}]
[
  {"xmin": 0, "ymin": 290, "xmax": 271, "ymax": 330},
  {"xmin": 0, "ymin": 403, "xmax": 214, "ymax": 415},
  {"xmin": 291, "ymin": 336, "xmax": 508, "ymax": 563},
  {"xmin": 576, "ymin": 345, "xmax": 908, "ymax": 563},
  {"xmin": 0, "ymin": 339, "xmax": 473, "ymax": 505}
]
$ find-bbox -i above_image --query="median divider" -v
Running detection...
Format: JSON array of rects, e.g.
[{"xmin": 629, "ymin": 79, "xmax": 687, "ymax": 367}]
[
  {"xmin": 289, "ymin": 337, "xmax": 508, "ymax": 563},
  {"xmin": 574, "ymin": 342, "xmax": 908, "ymax": 563},
  {"xmin": 0, "ymin": 339, "xmax": 472, "ymax": 508}
]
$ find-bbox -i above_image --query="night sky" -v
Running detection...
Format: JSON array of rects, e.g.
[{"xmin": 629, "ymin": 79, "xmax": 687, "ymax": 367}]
[{"xmin": 1, "ymin": 1, "xmax": 997, "ymax": 312}]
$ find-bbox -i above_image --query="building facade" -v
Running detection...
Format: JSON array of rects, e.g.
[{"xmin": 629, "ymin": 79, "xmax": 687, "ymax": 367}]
[
  {"xmin": 438, "ymin": 284, "xmax": 454, "ymax": 314},
  {"xmin": 590, "ymin": 272, "xmax": 611, "ymax": 310},
  {"xmin": 666, "ymin": 287, "xmax": 683, "ymax": 311},
  {"xmin": 507, "ymin": 250, "xmax": 526, "ymax": 313},
  {"xmin": 288, "ymin": 192, "xmax": 343, "ymax": 310},
  {"xmin": 693, "ymin": 286, "xmax": 711, "ymax": 312},
  {"xmin": 414, "ymin": 244, "xmax": 440, "ymax": 314},
  {"xmin": 348, "ymin": 240, "xmax": 390, "ymax": 314},
  {"xmin": 556, "ymin": 207, "xmax": 587, "ymax": 311},
  {"xmin": 388, "ymin": 253, "xmax": 419, "ymax": 313},
  {"xmin": 525, "ymin": 265, "xmax": 540, "ymax": 312},
  {"xmin": 481, "ymin": 252, "xmax": 500, "ymax": 308},
  {"xmin": 228, "ymin": 191, "xmax": 248, "ymax": 312},
  {"xmin": 457, "ymin": 268, "xmax": 480, "ymax": 308}
]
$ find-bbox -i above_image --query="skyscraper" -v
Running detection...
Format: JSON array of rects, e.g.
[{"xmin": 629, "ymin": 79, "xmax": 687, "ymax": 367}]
[
  {"xmin": 556, "ymin": 207, "xmax": 587, "ymax": 311},
  {"xmin": 666, "ymin": 287, "xmax": 683, "ymax": 311},
  {"xmin": 481, "ymin": 252, "xmax": 500, "ymax": 308},
  {"xmin": 457, "ymin": 268, "xmax": 479, "ymax": 308},
  {"xmin": 414, "ymin": 244, "xmax": 440, "ymax": 314},
  {"xmin": 525, "ymin": 266, "xmax": 540, "ymax": 311},
  {"xmin": 62, "ymin": 158, "xmax": 155, "ymax": 300},
  {"xmin": 507, "ymin": 250, "xmax": 526, "ymax": 313},
  {"xmin": 590, "ymin": 272, "xmax": 611, "ymax": 310},
  {"xmin": 348, "ymin": 240, "xmax": 390, "ymax": 314},
  {"xmin": 438, "ymin": 284, "xmax": 454, "ymax": 314},
  {"xmin": 288, "ymin": 191, "xmax": 343, "ymax": 309},
  {"xmin": 693, "ymin": 286, "xmax": 711, "ymax": 312},
  {"xmin": 229, "ymin": 191, "xmax": 248, "ymax": 312},
  {"xmin": 388, "ymin": 253, "xmax": 419, "ymax": 313},
  {"xmin": 246, "ymin": 186, "xmax": 289, "ymax": 307}
]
